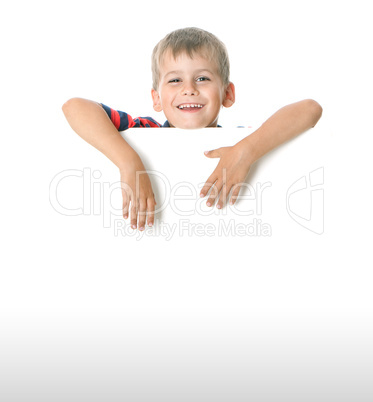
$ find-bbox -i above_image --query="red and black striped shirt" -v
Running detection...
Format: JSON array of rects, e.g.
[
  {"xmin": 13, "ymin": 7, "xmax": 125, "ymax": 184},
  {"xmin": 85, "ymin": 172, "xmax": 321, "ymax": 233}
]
[{"xmin": 101, "ymin": 103, "xmax": 170, "ymax": 130}]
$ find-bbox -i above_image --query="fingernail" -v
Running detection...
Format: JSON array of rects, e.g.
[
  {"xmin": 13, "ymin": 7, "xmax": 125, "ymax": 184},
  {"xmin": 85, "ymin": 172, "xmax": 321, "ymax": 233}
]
[
  {"xmin": 131, "ymin": 224, "xmax": 137, "ymax": 229},
  {"xmin": 200, "ymin": 193, "xmax": 205, "ymax": 198},
  {"xmin": 148, "ymin": 222, "xmax": 153, "ymax": 227},
  {"xmin": 204, "ymin": 151, "xmax": 209, "ymax": 155},
  {"xmin": 217, "ymin": 204, "xmax": 221, "ymax": 209},
  {"xmin": 207, "ymin": 202, "xmax": 211, "ymax": 207},
  {"xmin": 139, "ymin": 226, "xmax": 144, "ymax": 231}
]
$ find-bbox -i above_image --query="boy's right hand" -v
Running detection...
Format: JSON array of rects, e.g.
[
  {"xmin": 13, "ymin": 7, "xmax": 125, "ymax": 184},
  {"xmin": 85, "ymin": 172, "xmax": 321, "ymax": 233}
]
[
  {"xmin": 61, "ymin": 98, "xmax": 156, "ymax": 230},
  {"xmin": 120, "ymin": 153, "xmax": 156, "ymax": 231}
]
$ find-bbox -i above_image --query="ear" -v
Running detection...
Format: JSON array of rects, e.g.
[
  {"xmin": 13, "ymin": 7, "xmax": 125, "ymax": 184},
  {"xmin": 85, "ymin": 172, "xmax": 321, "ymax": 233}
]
[
  {"xmin": 222, "ymin": 82, "xmax": 235, "ymax": 108},
  {"xmin": 151, "ymin": 89, "xmax": 163, "ymax": 112}
]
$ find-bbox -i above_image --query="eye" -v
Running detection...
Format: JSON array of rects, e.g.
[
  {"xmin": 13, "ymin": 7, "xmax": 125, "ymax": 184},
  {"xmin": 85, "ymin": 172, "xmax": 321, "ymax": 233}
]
[
  {"xmin": 168, "ymin": 78, "xmax": 181, "ymax": 83},
  {"xmin": 196, "ymin": 76, "xmax": 210, "ymax": 82}
]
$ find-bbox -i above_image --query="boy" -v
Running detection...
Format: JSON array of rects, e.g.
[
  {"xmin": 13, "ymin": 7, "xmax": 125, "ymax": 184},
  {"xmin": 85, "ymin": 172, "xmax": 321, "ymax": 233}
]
[{"xmin": 62, "ymin": 27, "xmax": 322, "ymax": 231}]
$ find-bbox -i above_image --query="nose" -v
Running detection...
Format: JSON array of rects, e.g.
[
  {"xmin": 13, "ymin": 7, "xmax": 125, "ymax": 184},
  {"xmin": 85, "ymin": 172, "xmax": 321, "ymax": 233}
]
[{"xmin": 181, "ymin": 81, "xmax": 199, "ymax": 96}]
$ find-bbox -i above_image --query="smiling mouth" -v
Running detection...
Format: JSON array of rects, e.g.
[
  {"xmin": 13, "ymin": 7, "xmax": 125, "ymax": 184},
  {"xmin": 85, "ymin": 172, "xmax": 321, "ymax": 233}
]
[{"xmin": 177, "ymin": 103, "xmax": 204, "ymax": 110}]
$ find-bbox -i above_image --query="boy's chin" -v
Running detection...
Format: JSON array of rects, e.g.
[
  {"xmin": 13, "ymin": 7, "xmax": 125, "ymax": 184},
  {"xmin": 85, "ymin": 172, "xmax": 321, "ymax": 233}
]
[
  {"xmin": 170, "ymin": 120, "xmax": 218, "ymax": 130},
  {"xmin": 174, "ymin": 124, "xmax": 206, "ymax": 130}
]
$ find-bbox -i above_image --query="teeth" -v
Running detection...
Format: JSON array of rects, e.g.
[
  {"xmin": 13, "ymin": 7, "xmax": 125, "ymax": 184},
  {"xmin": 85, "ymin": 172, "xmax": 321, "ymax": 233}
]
[{"xmin": 178, "ymin": 104, "xmax": 203, "ymax": 109}]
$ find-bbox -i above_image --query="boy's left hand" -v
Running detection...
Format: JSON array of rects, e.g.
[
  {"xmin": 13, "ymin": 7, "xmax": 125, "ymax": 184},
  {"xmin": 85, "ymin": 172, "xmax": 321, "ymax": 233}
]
[{"xmin": 200, "ymin": 143, "xmax": 253, "ymax": 208}]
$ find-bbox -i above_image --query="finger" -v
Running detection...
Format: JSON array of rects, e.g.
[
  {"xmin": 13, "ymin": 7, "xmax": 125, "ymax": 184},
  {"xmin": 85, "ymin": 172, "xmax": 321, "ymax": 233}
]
[
  {"xmin": 216, "ymin": 183, "xmax": 232, "ymax": 210},
  {"xmin": 204, "ymin": 148, "xmax": 221, "ymax": 158},
  {"xmin": 230, "ymin": 183, "xmax": 243, "ymax": 205},
  {"xmin": 200, "ymin": 174, "xmax": 218, "ymax": 198},
  {"xmin": 146, "ymin": 197, "xmax": 156, "ymax": 228},
  {"xmin": 122, "ymin": 190, "xmax": 129, "ymax": 219},
  {"xmin": 130, "ymin": 198, "xmax": 138, "ymax": 230},
  {"xmin": 123, "ymin": 204, "xmax": 129, "ymax": 220},
  {"xmin": 121, "ymin": 182, "xmax": 132, "ymax": 219},
  {"xmin": 137, "ymin": 198, "xmax": 147, "ymax": 231},
  {"xmin": 206, "ymin": 180, "xmax": 223, "ymax": 207}
]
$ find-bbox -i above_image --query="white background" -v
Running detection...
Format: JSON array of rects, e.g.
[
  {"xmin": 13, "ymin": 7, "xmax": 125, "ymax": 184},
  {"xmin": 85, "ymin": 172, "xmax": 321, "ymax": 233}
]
[{"xmin": 1, "ymin": 1, "xmax": 372, "ymax": 401}]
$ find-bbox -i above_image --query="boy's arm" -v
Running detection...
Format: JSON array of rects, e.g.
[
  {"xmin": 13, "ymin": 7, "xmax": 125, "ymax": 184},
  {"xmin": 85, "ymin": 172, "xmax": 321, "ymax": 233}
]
[
  {"xmin": 62, "ymin": 97, "xmax": 155, "ymax": 230},
  {"xmin": 200, "ymin": 99, "xmax": 323, "ymax": 208}
]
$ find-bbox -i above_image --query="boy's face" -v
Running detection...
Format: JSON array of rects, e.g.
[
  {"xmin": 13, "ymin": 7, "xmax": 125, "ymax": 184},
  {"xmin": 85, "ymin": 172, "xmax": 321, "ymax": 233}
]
[{"xmin": 151, "ymin": 50, "xmax": 235, "ymax": 129}]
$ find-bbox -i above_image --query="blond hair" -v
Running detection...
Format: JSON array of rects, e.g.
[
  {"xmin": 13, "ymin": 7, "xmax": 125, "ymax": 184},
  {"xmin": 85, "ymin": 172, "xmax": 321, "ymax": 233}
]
[{"xmin": 151, "ymin": 27, "xmax": 230, "ymax": 90}]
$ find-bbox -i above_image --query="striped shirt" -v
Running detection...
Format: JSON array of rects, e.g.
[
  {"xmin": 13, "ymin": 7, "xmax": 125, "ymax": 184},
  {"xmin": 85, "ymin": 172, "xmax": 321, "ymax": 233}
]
[{"xmin": 101, "ymin": 103, "xmax": 170, "ymax": 130}]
